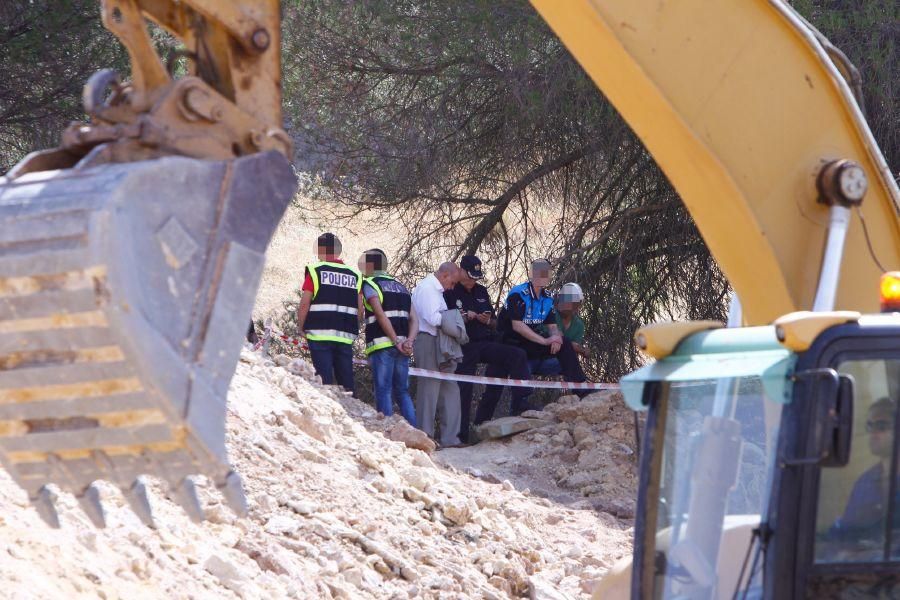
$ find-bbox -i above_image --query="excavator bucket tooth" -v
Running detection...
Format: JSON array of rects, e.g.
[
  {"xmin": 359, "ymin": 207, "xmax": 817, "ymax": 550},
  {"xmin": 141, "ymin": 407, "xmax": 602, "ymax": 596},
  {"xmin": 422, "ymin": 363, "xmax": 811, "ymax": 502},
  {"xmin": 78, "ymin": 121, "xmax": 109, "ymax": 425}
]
[
  {"xmin": 217, "ymin": 470, "xmax": 248, "ymax": 517},
  {"xmin": 77, "ymin": 483, "xmax": 107, "ymax": 528},
  {"xmin": 124, "ymin": 477, "xmax": 155, "ymax": 528},
  {"xmin": 31, "ymin": 485, "xmax": 60, "ymax": 529},
  {"xmin": 0, "ymin": 151, "xmax": 296, "ymax": 525},
  {"xmin": 172, "ymin": 477, "xmax": 204, "ymax": 523}
]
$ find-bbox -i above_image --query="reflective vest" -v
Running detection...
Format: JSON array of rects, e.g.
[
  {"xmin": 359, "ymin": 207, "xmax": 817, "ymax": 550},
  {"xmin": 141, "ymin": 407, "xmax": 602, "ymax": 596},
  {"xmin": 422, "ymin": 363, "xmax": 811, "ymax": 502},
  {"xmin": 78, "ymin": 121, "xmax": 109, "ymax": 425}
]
[
  {"xmin": 505, "ymin": 282, "xmax": 554, "ymax": 330},
  {"xmin": 363, "ymin": 275, "xmax": 411, "ymax": 355},
  {"xmin": 304, "ymin": 261, "xmax": 362, "ymax": 344}
]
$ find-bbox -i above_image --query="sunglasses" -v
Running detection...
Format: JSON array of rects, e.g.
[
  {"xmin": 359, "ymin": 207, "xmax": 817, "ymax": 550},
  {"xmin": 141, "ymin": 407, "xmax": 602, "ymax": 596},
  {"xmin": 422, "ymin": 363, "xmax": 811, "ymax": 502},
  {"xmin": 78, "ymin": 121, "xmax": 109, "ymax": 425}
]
[{"xmin": 866, "ymin": 419, "xmax": 893, "ymax": 433}]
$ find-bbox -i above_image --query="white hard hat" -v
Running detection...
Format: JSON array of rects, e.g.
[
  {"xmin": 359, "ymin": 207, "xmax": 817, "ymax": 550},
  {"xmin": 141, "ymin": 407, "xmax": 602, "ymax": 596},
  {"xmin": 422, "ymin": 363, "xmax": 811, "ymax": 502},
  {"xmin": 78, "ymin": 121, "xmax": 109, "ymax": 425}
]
[{"xmin": 559, "ymin": 282, "xmax": 584, "ymax": 302}]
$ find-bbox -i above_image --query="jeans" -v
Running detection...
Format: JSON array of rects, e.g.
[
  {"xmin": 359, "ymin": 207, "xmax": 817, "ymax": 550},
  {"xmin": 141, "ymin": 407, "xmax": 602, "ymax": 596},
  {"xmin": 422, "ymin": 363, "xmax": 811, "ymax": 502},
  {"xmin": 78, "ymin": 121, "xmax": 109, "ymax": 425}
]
[
  {"xmin": 307, "ymin": 340, "xmax": 355, "ymax": 394},
  {"xmin": 529, "ymin": 358, "xmax": 562, "ymax": 376},
  {"xmin": 369, "ymin": 347, "xmax": 416, "ymax": 426},
  {"xmin": 520, "ymin": 338, "xmax": 587, "ymax": 396}
]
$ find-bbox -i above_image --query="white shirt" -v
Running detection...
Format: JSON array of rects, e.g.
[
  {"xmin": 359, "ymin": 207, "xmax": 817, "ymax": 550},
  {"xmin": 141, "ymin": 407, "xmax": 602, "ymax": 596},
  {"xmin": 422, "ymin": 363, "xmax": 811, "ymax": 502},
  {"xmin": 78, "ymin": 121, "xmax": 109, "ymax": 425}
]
[{"xmin": 412, "ymin": 273, "xmax": 447, "ymax": 336}]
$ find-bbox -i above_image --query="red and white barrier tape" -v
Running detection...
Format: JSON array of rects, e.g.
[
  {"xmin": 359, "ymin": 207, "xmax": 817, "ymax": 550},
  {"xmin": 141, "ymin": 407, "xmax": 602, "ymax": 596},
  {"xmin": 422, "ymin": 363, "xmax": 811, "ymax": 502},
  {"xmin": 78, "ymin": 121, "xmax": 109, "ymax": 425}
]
[
  {"xmin": 407, "ymin": 367, "xmax": 618, "ymax": 391},
  {"xmin": 262, "ymin": 327, "xmax": 618, "ymax": 391}
]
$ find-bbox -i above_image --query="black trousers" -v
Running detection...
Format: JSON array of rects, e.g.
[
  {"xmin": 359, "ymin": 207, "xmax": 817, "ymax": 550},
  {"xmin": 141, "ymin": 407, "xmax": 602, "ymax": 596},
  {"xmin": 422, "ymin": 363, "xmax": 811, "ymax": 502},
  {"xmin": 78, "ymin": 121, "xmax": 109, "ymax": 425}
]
[{"xmin": 456, "ymin": 340, "xmax": 531, "ymax": 441}]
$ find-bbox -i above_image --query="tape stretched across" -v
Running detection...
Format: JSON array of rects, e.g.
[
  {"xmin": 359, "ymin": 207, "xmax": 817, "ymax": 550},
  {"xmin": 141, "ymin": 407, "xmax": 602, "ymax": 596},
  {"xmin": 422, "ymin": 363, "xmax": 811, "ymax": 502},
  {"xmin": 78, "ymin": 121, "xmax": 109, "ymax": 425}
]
[{"xmin": 263, "ymin": 327, "xmax": 619, "ymax": 391}]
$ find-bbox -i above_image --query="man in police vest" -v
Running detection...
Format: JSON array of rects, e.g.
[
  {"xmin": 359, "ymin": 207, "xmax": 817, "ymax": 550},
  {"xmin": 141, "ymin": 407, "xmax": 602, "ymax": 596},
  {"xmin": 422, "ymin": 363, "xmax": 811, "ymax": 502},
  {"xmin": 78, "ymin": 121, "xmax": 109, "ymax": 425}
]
[
  {"xmin": 502, "ymin": 259, "xmax": 587, "ymax": 387},
  {"xmin": 296, "ymin": 233, "xmax": 362, "ymax": 394},
  {"xmin": 444, "ymin": 255, "xmax": 532, "ymax": 442},
  {"xmin": 359, "ymin": 248, "xmax": 418, "ymax": 425}
]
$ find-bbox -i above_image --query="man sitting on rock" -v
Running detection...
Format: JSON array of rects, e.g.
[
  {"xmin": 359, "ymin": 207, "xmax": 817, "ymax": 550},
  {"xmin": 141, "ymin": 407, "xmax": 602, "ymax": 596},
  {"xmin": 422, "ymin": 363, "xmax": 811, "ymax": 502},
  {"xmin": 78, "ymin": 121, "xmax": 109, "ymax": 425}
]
[
  {"xmin": 501, "ymin": 259, "xmax": 587, "ymax": 390},
  {"xmin": 556, "ymin": 282, "xmax": 589, "ymax": 360}
]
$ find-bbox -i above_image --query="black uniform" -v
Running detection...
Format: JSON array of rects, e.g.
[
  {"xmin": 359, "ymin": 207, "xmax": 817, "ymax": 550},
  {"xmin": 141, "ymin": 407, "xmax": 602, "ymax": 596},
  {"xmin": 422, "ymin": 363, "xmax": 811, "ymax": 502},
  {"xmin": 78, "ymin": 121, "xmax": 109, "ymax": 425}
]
[{"xmin": 444, "ymin": 282, "xmax": 532, "ymax": 442}]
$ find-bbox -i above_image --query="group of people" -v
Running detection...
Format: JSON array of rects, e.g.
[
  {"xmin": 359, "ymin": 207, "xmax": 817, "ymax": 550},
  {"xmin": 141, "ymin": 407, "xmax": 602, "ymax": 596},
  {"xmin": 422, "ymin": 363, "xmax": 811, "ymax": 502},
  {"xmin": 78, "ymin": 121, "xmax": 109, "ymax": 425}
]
[{"xmin": 293, "ymin": 232, "xmax": 590, "ymax": 447}]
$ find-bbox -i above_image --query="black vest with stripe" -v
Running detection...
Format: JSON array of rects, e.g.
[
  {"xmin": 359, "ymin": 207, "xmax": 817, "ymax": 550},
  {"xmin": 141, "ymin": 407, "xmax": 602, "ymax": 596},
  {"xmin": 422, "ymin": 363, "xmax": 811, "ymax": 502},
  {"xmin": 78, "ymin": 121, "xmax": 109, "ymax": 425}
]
[
  {"xmin": 305, "ymin": 261, "xmax": 361, "ymax": 344},
  {"xmin": 363, "ymin": 275, "xmax": 411, "ymax": 354}
]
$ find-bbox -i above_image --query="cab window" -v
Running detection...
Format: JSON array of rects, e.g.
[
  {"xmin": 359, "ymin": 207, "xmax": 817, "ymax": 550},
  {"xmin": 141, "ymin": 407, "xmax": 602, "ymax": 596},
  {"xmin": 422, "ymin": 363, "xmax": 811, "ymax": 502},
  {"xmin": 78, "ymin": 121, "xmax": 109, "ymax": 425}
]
[{"xmin": 815, "ymin": 358, "xmax": 900, "ymax": 563}]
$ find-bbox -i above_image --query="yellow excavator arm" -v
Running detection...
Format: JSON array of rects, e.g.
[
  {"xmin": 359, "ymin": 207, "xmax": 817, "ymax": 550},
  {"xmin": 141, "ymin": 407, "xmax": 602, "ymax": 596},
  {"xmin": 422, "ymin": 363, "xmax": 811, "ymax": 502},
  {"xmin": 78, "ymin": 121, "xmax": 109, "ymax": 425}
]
[
  {"xmin": 530, "ymin": 0, "xmax": 900, "ymax": 325},
  {"xmin": 11, "ymin": 0, "xmax": 290, "ymax": 177}
]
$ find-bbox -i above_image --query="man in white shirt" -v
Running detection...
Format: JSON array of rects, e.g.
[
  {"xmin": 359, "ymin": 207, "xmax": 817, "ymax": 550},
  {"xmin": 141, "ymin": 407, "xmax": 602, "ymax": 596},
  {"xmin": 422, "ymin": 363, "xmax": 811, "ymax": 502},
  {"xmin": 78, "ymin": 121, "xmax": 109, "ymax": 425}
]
[{"xmin": 411, "ymin": 262, "xmax": 462, "ymax": 447}]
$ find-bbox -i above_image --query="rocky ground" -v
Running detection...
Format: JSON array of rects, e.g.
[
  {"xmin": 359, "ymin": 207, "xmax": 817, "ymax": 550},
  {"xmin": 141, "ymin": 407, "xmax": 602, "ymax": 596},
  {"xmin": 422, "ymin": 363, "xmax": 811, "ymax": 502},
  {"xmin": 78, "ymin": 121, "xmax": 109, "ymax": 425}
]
[
  {"xmin": 0, "ymin": 347, "xmax": 635, "ymax": 599},
  {"xmin": 438, "ymin": 394, "xmax": 640, "ymax": 521}
]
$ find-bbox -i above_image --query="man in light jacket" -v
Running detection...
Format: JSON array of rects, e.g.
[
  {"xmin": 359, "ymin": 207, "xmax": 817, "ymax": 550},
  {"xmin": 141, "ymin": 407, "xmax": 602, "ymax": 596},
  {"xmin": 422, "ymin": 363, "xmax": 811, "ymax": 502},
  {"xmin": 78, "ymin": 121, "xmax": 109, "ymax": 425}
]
[{"xmin": 411, "ymin": 262, "xmax": 462, "ymax": 447}]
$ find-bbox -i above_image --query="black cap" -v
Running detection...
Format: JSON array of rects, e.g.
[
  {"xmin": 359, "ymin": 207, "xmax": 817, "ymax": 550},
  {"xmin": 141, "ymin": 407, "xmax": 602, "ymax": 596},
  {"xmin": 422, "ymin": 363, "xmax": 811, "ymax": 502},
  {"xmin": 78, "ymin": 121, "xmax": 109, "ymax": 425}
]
[{"xmin": 460, "ymin": 255, "xmax": 484, "ymax": 280}]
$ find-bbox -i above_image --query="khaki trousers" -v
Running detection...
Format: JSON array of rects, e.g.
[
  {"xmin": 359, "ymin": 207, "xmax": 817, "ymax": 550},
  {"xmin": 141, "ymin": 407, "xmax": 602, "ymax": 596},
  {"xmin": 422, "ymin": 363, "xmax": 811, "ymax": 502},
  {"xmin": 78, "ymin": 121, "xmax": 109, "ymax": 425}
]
[{"xmin": 414, "ymin": 333, "xmax": 461, "ymax": 447}]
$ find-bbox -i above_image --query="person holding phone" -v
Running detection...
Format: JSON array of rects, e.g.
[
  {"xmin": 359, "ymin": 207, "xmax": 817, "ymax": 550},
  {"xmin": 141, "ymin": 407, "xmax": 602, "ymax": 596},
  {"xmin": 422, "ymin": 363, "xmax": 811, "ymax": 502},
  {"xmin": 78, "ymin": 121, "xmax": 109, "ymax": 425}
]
[{"xmin": 444, "ymin": 255, "xmax": 532, "ymax": 443}]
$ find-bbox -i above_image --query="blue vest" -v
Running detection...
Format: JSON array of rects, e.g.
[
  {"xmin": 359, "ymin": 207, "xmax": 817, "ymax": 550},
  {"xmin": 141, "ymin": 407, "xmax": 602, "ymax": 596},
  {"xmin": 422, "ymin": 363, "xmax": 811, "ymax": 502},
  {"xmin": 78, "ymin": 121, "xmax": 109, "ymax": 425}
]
[{"xmin": 506, "ymin": 282, "xmax": 554, "ymax": 329}]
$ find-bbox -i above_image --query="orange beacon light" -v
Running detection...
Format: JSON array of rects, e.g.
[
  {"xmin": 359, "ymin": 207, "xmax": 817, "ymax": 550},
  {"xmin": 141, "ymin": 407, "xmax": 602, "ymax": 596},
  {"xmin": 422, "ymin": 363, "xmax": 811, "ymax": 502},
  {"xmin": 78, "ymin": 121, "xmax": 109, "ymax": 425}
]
[{"xmin": 880, "ymin": 272, "xmax": 900, "ymax": 312}]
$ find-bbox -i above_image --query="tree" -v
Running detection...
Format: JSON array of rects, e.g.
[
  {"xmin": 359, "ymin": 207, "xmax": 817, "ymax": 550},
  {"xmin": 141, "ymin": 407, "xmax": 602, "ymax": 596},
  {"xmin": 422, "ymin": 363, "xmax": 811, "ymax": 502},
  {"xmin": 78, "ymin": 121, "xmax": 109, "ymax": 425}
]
[
  {"xmin": 0, "ymin": 1, "xmax": 128, "ymax": 171},
  {"xmin": 281, "ymin": 0, "xmax": 897, "ymax": 380},
  {"xmin": 282, "ymin": 0, "xmax": 729, "ymax": 379}
]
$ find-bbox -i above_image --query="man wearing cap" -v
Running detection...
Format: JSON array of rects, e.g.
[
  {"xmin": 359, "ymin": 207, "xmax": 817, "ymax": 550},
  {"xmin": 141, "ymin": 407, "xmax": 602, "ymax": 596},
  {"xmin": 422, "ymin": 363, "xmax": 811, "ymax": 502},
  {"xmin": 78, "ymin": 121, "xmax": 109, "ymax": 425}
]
[
  {"xmin": 296, "ymin": 232, "xmax": 362, "ymax": 394},
  {"xmin": 359, "ymin": 248, "xmax": 418, "ymax": 425},
  {"xmin": 556, "ymin": 282, "xmax": 589, "ymax": 359},
  {"xmin": 501, "ymin": 259, "xmax": 587, "ymax": 387},
  {"xmin": 444, "ymin": 255, "xmax": 532, "ymax": 442}
]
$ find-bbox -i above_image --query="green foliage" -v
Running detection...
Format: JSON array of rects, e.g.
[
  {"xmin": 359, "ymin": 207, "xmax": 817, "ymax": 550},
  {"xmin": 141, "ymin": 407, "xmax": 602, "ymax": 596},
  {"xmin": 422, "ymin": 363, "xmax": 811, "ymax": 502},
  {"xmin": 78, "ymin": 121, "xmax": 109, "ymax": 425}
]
[
  {"xmin": 791, "ymin": 0, "xmax": 898, "ymax": 172},
  {"xmin": 282, "ymin": 0, "xmax": 730, "ymax": 379},
  {"xmin": 0, "ymin": 1, "xmax": 128, "ymax": 170}
]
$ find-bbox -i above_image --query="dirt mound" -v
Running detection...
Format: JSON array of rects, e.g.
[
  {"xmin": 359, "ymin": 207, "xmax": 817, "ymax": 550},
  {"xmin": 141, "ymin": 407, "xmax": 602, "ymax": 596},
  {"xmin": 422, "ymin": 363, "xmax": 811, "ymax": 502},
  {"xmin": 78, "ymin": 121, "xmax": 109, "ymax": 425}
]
[
  {"xmin": 0, "ymin": 348, "xmax": 632, "ymax": 599},
  {"xmin": 437, "ymin": 392, "xmax": 640, "ymax": 521}
]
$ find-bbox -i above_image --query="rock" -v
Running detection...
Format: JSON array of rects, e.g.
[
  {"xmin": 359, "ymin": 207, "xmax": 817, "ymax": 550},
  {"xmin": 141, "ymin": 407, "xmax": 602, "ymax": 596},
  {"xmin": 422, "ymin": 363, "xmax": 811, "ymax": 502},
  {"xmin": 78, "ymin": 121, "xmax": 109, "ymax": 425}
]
[
  {"xmin": 443, "ymin": 499, "xmax": 471, "ymax": 526},
  {"xmin": 284, "ymin": 409, "xmax": 336, "ymax": 444},
  {"xmin": 475, "ymin": 416, "xmax": 555, "ymax": 441},
  {"xmin": 358, "ymin": 451, "xmax": 383, "ymax": 473},
  {"xmin": 265, "ymin": 515, "xmax": 302, "ymax": 536},
  {"xmin": 501, "ymin": 480, "xmax": 515, "ymax": 491},
  {"xmin": 204, "ymin": 554, "xmax": 247, "ymax": 595},
  {"xmin": 577, "ymin": 448, "xmax": 605, "ymax": 469},
  {"xmin": 545, "ymin": 513, "xmax": 564, "ymax": 525},
  {"xmin": 562, "ymin": 470, "xmax": 602, "ymax": 489},
  {"xmin": 402, "ymin": 467, "xmax": 435, "ymax": 492},
  {"xmin": 286, "ymin": 500, "xmax": 317, "ymax": 516},
  {"xmin": 386, "ymin": 421, "xmax": 437, "ymax": 453},
  {"xmin": 576, "ymin": 436, "xmax": 598, "ymax": 452},
  {"xmin": 550, "ymin": 429, "xmax": 573, "ymax": 447},
  {"xmin": 572, "ymin": 423, "xmax": 593, "ymax": 445},
  {"xmin": 615, "ymin": 443, "xmax": 635, "ymax": 456},
  {"xmin": 553, "ymin": 391, "xmax": 623, "ymax": 424},
  {"xmin": 520, "ymin": 409, "xmax": 555, "ymax": 421},
  {"xmin": 559, "ymin": 448, "xmax": 579, "ymax": 464},
  {"xmin": 255, "ymin": 493, "xmax": 278, "ymax": 511},
  {"xmin": 403, "ymin": 487, "xmax": 437, "ymax": 508}
]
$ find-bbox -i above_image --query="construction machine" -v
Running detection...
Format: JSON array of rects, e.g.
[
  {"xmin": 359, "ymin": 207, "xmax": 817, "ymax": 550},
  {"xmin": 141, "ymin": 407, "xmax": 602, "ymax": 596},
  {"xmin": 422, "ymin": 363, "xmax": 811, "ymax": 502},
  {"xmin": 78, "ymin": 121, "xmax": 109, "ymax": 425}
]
[
  {"xmin": 529, "ymin": 0, "xmax": 900, "ymax": 598},
  {"xmin": 0, "ymin": 0, "xmax": 296, "ymax": 527}
]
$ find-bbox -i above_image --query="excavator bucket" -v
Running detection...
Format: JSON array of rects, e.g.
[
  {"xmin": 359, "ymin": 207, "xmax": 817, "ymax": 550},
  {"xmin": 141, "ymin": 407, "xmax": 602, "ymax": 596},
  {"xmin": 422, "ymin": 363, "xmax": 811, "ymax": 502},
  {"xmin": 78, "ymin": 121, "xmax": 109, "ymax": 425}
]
[{"xmin": 0, "ymin": 150, "xmax": 296, "ymax": 526}]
